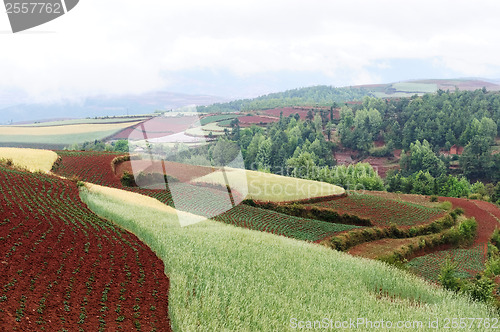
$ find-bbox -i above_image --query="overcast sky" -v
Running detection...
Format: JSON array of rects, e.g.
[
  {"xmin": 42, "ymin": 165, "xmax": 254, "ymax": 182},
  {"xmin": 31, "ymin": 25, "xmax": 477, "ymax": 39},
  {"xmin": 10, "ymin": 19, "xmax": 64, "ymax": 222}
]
[{"xmin": 1, "ymin": 0, "xmax": 500, "ymax": 105}]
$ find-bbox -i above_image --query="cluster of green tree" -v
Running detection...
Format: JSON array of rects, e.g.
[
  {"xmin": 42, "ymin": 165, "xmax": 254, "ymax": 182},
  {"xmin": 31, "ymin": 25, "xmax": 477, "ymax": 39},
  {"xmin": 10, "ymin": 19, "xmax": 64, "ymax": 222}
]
[
  {"xmin": 338, "ymin": 89, "xmax": 500, "ymax": 151},
  {"xmin": 393, "ymin": 138, "xmax": 500, "ymax": 196},
  {"xmin": 197, "ymin": 86, "xmax": 371, "ymax": 113},
  {"xmin": 237, "ymin": 113, "xmax": 335, "ymax": 172},
  {"xmin": 386, "ymin": 169, "xmax": 500, "ymax": 203},
  {"xmin": 337, "ymin": 107, "xmax": 383, "ymax": 152},
  {"xmin": 66, "ymin": 139, "xmax": 129, "ymax": 152}
]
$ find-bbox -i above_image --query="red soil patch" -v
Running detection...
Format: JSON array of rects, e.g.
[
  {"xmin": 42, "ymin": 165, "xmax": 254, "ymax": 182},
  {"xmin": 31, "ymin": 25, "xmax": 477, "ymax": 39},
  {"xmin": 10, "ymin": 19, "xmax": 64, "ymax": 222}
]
[
  {"xmin": 110, "ymin": 116, "xmax": 199, "ymax": 140},
  {"xmin": 439, "ymin": 197, "xmax": 500, "ymax": 247},
  {"xmin": 0, "ymin": 166, "xmax": 171, "ymax": 331},
  {"xmin": 237, "ymin": 115, "xmax": 280, "ymax": 126},
  {"xmin": 367, "ymin": 191, "xmax": 435, "ymax": 207},
  {"xmin": 52, "ymin": 151, "xmax": 243, "ymax": 216},
  {"xmin": 360, "ymin": 156, "xmax": 399, "ymax": 178},
  {"xmin": 116, "ymin": 160, "xmax": 216, "ymax": 183},
  {"xmin": 309, "ymin": 194, "xmax": 444, "ymax": 227}
]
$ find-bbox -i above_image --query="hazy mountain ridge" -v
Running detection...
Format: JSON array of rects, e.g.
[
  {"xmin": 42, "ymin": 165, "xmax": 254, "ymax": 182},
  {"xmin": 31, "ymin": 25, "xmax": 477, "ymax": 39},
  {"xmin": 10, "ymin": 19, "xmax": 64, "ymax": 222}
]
[{"xmin": 0, "ymin": 91, "xmax": 226, "ymax": 124}]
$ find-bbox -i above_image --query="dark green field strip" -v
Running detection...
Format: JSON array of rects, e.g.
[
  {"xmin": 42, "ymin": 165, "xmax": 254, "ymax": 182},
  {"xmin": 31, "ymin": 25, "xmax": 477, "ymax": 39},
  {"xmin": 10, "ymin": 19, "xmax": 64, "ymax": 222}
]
[{"xmin": 214, "ymin": 204, "xmax": 361, "ymax": 242}]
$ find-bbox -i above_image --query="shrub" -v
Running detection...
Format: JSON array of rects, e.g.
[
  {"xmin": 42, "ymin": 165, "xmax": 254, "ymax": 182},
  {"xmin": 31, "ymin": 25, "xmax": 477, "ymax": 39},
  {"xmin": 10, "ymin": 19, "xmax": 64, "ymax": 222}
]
[
  {"xmin": 120, "ymin": 171, "xmax": 136, "ymax": 187},
  {"xmin": 490, "ymin": 228, "xmax": 500, "ymax": 250},
  {"xmin": 458, "ymin": 218, "xmax": 477, "ymax": 244},
  {"xmin": 430, "ymin": 195, "xmax": 438, "ymax": 202},
  {"xmin": 468, "ymin": 193, "xmax": 481, "ymax": 200},
  {"xmin": 0, "ymin": 158, "xmax": 13, "ymax": 167},
  {"xmin": 438, "ymin": 201, "xmax": 452, "ymax": 210},
  {"xmin": 438, "ymin": 259, "xmax": 460, "ymax": 292},
  {"xmin": 460, "ymin": 276, "xmax": 495, "ymax": 304}
]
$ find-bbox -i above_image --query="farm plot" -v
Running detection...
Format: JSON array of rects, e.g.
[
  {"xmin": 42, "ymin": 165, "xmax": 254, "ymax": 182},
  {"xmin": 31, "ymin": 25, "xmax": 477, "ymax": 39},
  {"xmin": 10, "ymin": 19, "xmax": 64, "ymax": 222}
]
[
  {"xmin": 213, "ymin": 204, "xmax": 360, "ymax": 242},
  {"xmin": 0, "ymin": 122, "xmax": 143, "ymax": 148},
  {"xmin": 110, "ymin": 116, "xmax": 199, "ymax": 140},
  {"xmin": 193, "ymin": 167, "xmax": 345, "ymax": 202},
  {"xmin": 0, "ymin": 148, "xmax": 58, "ymax": 173},
  {"xmin": 237, "ymin": 115, "xmax": 280, "ymax": 127},
  {"xmin": 309, "ymin": 194, "xmax": 444, "ymax": 227},
  {"xmin": 406, "ymin": 245, "xmax": 487, "ymax": 282},
  {"xmin": 199, "ymin": 114, "xmax": 242, "ymax": 125},
  {"xmin": 81, "ymin": 184, "xmax": 497, "ymax": 331},
  {"xmin": 53, "ymin": 151, "xmax": 241, "ymax": 213},
  {"xmin": 0, "ymin": 165, "xmax": 171, "ymax": 331}
]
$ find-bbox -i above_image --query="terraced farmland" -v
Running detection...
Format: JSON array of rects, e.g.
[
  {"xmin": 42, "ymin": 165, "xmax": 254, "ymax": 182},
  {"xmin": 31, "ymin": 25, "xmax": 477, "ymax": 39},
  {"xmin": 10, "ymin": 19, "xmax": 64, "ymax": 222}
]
[
  {"xmin": 0, "ymin": 122, "xmax": 143, "ymax": 149},
  {"xmin": 407, "ymin": 245, "xmax": 487, "ymax": 282},
  {"xmin": 52, "ymin": 151, "xmax": 241, "ymax": 216},
  {"xmin": 0, "ymin": 165, "xmax": 171, "ymax": 331},
  {"xmin": 214, "ymin": 204, "xmax": 361, "ymax": 242},
  {"xmin": 309, "ymin": 194, "xmax": 445, "ymax": 227}
]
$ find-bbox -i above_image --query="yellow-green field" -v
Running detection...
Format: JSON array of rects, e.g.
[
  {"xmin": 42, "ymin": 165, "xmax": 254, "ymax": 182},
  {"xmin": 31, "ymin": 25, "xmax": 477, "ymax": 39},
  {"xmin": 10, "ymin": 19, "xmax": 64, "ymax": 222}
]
[
  {"xmin": 81, "ymin": 185, "xmax": 496, "ymax": 331},
  {"xmin": 0, "ymin": 122, "xmax": 142, "ymax": 136},
  {"xmin": 193, "ymin": 167, "xmax": 345, "ymax": 201},
  {"xmin": 0, "ymin": 147, "xmax": 57, "ymax": 172},
  {"xmin": 0, "ymin": 121, "xmax": 143, "ymax": 147}
]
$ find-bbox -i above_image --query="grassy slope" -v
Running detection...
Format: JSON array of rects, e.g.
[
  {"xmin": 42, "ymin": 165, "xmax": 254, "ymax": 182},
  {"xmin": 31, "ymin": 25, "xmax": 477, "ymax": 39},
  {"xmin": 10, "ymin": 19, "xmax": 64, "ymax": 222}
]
[
  {"xmin": 81, "ymin": 184, "xmax": 495, "ymax": 331},
  {"xmin": 0, "ymin": 147, "xmax": 57, "ymax": 172},
  {"xmin": 193, "ymin": 168, "xmax": 345, "ymax": 202}
]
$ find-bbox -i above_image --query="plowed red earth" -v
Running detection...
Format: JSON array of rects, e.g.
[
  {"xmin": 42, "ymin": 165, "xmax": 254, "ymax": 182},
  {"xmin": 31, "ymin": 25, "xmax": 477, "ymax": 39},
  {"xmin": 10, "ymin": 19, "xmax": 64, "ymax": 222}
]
[
  {"xmin": 349, "ymin": 196, "xmax": 500, "ymax": 262},
  {"xmin": 52, "ymin": 151, "xmax": 175, "ymax": 206},
  {"xmin": 0, "ymin": 166, "xmax": 171, "ymax": 331},
  {"xmin": 115, "ymin": 160, "xmax": 215, "ymax": 183},
  {"xmin": 237, "ymin": 115, "xmax": 280, "ymax": 126},
  {"xmin": 52, "ymin": 151, "xmax": 242, "ymax": 216},
  {"xmin": 441, "ymin": 197, "xmax": 500, "ymax": 253}
]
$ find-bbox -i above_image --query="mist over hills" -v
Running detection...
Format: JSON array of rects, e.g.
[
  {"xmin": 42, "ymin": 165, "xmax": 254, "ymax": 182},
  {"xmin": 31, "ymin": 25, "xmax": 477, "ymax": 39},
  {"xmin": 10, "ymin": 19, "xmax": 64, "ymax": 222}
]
[
  {"xmin": 1, "ymin": 78, "xmax": 499, "ymax": 124},
  {"xmin": 0, "ymin": 91, "xmax": 226, "ymax": 124}
]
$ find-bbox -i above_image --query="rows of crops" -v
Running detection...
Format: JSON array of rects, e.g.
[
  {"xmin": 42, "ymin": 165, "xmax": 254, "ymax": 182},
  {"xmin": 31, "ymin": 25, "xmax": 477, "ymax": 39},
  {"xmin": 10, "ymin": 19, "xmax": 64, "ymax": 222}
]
[
  {"xmin": 214, "ymin": 204, "xmax": 361, "ymax": 242},
  {"xmin": 309, "ymin": 194, "xmax": 444, "ymax": 227},
  {"xmin": 0, "ymin": 165, "xmax": 170, "ymax": 331},
  {"xmin": 406, "ymin": 245, "xmax": 487, "ymax": 282},
  {"xmin": 53, "ymin": 151, "xmax": 241, "ymax": 216}
]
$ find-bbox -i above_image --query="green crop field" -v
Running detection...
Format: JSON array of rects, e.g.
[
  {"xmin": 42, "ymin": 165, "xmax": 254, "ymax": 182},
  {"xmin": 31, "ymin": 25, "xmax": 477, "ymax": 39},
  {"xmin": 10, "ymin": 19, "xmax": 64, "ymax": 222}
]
[
  {"xmin": 13, "ymin": 117, "xmax": 150, "ymax": 127},
  {"xmin": 0, "ymin": 121, "xmax": 142, "ymax": 148},
  {"xmin": 81, "ymin": 185, "xmax": 496, "ymax": 331},
  {"xmin": 200, "ymin": 114, "xmax": 242, "ymax": 125},
  {"xmin": 407, "ymin": 245, "xmax": 487, "ymax": 282},
  {"xmin": 392, "ymin": 82, "xmax": 438, "ymax": 93}
]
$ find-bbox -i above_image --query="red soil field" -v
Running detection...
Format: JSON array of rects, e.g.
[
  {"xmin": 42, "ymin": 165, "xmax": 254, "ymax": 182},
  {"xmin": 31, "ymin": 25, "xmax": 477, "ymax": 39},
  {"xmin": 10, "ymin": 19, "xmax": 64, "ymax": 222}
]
[
  {"xmin": 0, "ymin": 166, "xmax": 171, "ymax": 331},
  {"xmin": 237, "ymin": 115, "xmax": 280, "ymax": 126},
  {"xmin": 52, "ymin": 151, "xmax": 242, "ymax": 216},
  {"xmin": 309, "ymin": 194, "xmax": 444, "ymax": 227},
  {"xmin": 360, "ymin": 156, "xmax": 399, "ymax": 178},
  {"xmin": 349, "ymin": 196, "xmax": 500, "ymax": 266},
  {"xmin": 440, "ymin": 197, "xmax": 500, "ymax": 252},
  {"xmin": 110, "ymin": 116, "xmax": 199, "ymax": 140},
  {"xmin": 115, "ymin": 160, "xmax": 215, "ymax": 183}
]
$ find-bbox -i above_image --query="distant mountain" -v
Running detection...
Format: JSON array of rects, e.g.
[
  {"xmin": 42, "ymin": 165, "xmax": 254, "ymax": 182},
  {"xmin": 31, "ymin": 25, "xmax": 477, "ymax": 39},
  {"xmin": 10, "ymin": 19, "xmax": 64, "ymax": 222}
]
[
  {"xmin": 197, "ymin": 86, "xmax": 373, "ymax": 113},
  {"xmin": 0, "ymin": 91, "xmax": 226, "ymax": 124},
  {"xmin": 197, "ymin": 78, "xmax": 500, "ymax": 113}
]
